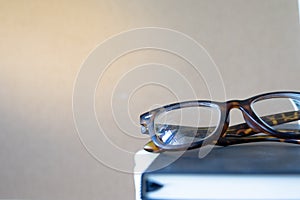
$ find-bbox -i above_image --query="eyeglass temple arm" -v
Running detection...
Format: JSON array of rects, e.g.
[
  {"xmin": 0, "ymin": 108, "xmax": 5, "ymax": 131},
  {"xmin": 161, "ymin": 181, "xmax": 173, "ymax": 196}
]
[
  {"xmin": 143, "ymin": 140, "xmax": 165, "ymax": 153},
  {"xmin": 217, "ymin": 135, "xmax": 300, "ymax": 146},
  {"xmin": 225, "ymin": 110, "xmax": 300, "ymax": 137},
  {"xmin": 144, "ymin": 135, "xmax": 300, "ymax": 153}
]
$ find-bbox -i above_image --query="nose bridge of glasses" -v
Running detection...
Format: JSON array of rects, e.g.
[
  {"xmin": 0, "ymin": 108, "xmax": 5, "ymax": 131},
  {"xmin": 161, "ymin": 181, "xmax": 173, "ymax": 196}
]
[
  {"xmin": 221, "ymin": 101, "xmax": 245, "ymax": 131},
  {"xmin": 227, "ymin": 100, "xmax": 247, "ymax": 109},
  {"xmin": 226, "ymin": 100, "xmax": 263, "ymax": 133},
  {"xmin": 227, "ymin": 108, "xmax": 245, "ymax": 125}
]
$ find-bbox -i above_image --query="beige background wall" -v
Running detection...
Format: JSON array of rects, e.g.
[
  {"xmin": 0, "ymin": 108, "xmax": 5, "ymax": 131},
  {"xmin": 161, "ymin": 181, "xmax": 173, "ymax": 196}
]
[{"xmin": 0, "ymin": 0, "xmax": 299, "ymax": 199}]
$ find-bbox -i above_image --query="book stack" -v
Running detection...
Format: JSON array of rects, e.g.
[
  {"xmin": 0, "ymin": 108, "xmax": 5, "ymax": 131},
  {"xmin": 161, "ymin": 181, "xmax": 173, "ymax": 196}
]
[{"xmin": 134, "ymin": 142, "xmax": 300, "ymax": 200}]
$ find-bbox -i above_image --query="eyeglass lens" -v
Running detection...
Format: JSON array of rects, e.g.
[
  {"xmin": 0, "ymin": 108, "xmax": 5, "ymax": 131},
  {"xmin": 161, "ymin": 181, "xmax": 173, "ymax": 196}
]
[
  {"xmin": 252, "ymin": 97, "xmax": 300, "ymax": 134},
  {"xmin": 153, "ymin": 105, "xmax": 221, "ymax": 146}
]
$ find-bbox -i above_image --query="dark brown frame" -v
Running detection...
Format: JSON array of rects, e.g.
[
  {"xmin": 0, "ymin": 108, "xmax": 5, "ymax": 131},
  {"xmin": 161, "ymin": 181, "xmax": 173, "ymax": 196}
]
[{"xmin": 140, "ymin": 91, "xmax": 300, "ymax": 152}]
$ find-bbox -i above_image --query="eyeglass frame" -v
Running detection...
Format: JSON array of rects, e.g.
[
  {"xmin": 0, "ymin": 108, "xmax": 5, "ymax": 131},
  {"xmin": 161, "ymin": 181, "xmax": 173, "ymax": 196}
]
[{"xmin": 140, "ymin": 91, "xmax": 300, "ymax": 152}]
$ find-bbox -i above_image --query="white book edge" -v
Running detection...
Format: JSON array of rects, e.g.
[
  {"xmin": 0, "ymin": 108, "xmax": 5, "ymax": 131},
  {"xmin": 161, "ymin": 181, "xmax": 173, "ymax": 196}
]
[
  {"xmin": 144, "ymin": 174, "xmax": 300, "ymax": 200},
  {"xmin": 134, "ymin": 150, "xmax": 160, "ymax": 200}
]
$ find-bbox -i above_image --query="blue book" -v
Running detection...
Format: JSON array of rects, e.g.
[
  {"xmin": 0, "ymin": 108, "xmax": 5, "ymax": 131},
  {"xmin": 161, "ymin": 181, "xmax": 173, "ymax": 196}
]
[{"xmin": 140, "ymin": 143, "xmax": 300, "ymax": 200}]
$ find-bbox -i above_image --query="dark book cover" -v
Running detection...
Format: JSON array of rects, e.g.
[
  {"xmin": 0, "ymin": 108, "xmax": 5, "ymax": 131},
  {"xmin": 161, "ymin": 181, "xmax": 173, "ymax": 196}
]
[{"xmin": 141, "ymin": 143, "xmax": 300, "ymax": 200}]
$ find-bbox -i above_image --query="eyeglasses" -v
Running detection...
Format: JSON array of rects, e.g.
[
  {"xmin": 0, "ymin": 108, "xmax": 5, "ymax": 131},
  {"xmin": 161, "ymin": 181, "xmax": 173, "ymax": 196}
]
[{"xmin": 140, "ymin": 91, "xmax": 300, "ymax": 153}]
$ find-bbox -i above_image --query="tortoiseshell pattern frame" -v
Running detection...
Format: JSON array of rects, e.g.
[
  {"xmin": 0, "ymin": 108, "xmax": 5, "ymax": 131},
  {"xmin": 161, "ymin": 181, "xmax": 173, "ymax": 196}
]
[{"xmin": 140, "ymin": 91, "xmax": 300, "ymax": 152}]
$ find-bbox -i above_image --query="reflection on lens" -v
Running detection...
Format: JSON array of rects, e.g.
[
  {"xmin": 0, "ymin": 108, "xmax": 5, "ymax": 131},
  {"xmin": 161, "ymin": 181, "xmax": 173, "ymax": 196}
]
[
  {"xmin": 154, "ymin": 104, "xmax": 221, "ymax": 146},
  {"xmin": 252, "ymin": 97, "xmax": 300, "ymax": 134}
]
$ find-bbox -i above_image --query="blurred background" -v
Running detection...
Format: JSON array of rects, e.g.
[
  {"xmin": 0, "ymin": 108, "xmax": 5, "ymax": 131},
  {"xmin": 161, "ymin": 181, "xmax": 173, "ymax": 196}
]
[{"xmin": 0, "ymin": 0, "xmax": 299, "ymax": 199}]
